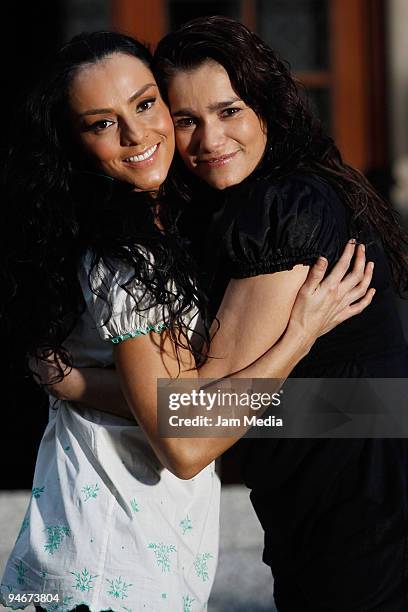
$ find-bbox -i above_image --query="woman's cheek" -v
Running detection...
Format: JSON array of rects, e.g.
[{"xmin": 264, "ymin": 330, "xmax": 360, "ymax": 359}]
[
  {"xmin": 175, "ymin": 133, "xmax": 189, "ymax": 162},
  {"xmin": 87, "ymin": 139, "xmax": 114, "ymax": 165},
  {"xmin": 159, "ymin": 113, "xmax": 176, "ymax": 143}
]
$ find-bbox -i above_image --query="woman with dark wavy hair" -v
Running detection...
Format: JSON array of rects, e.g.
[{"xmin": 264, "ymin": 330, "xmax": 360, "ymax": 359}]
[
  {"xmin": 153, "ymin": 15, "xmax": 408, "ymax": 611},
  {"xmin": 0, "ymin": 30, "xmax": 371, "ymax": 612}
]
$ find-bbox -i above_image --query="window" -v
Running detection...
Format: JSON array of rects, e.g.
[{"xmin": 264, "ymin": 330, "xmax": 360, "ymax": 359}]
[{"xmin": 112, "ymin": 0, "xmax": 387, "ymax": 173}]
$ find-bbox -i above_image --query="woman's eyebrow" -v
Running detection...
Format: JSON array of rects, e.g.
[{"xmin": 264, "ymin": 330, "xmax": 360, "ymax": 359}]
[
  {"xmin": 172, "ymin": 97, "xmax": 241, "ymax": 117},
  {"xmin": 207, "ymin": 97, "xmax": 241, "ymax": 111},
  {"xmin": 78, "ymin": 82, "xmax": 157, "ymax": 117}
]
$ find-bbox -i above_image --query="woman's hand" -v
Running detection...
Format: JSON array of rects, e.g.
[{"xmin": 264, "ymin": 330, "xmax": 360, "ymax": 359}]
[
  {"xmin": 288, "ymin": 240, "xmax": 375, "ymax": 344},
  {"xmin": 30, "ymin": 241, "xmax": 374, "ymax": 479},
  {"xmin": 29, "ymin": 354, "xmax": 70, "ymax": 398},
  {"xmin": 30, "ymin": 355, "xmax": 133, "ymax": 420}
]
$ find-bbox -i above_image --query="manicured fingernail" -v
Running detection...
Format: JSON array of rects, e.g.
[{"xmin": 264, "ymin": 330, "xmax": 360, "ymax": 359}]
[
  {"xmin": 349, "ymin": 238, "xmax": 357, "ymax": 244},
  {"xmin": 318, "ymin": 256, "xmax": 328, "ymax": 264},
  {"xmin": 359, "ymin": 244, "xmax": 365, "ymax": 252}
]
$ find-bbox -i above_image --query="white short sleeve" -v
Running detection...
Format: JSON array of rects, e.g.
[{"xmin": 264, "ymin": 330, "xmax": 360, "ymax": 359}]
[{"xmin": 78, "ymin": 251, "xmax": 171, "ymax": 344}]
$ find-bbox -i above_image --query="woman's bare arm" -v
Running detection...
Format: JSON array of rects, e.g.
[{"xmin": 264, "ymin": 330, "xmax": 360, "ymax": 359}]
[
  {"xmin": 35, "ymin": 241, "xmax": 374, "ymax": 476},
  {"xmin": 114, "ymin": 242, "xmax": 375, "ymax": 478},
  {"xmin": 201, "ymin": 243, "xmax": 370, "ymax": 377}
]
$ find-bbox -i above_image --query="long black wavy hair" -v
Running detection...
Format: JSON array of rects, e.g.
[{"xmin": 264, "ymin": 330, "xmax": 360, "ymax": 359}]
[
  {"xmin": 1, "ymin": 31, "xmax": 207, "ymax": 379},
  {"xmin": 154, "ymin": 15, "xmax": 408, "ymax": 294}
]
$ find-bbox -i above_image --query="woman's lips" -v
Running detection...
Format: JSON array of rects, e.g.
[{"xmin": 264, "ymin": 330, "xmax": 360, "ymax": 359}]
[
  {"xmin": 123, "ymin": 143, "xmax": 160, "ymax": 167},
  {"xmin": 197, "ymin": 150, "xmax": 238, "ymax": 168}
]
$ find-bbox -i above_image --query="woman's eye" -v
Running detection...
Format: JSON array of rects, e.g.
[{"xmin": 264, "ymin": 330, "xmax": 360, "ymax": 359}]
[
  {"xmin": 137, "ymin": 98, "xmax": 156, "ymax": 112},
  {"xmin": 174, "ymin": 117, "xmax": 195, "ymax": 128},
  {"xmin": 221, "ymin": 107, "xmax": 241, "ymax": 118},
  {"xmin": 89, "ymin": 119, "xmax": 114, "ymax": 132}
]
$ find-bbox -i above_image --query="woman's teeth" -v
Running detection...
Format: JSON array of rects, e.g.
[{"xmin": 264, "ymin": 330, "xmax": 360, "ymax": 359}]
[{"xmin": 124, "ymin": 144, "xmax": 158, "ymax": 163}]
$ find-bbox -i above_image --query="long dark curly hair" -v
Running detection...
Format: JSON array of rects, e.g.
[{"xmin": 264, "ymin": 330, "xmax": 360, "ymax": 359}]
[
  {"xmin": 154, "ymin": 15, "xmax": 408, "ymax": 294},
  {"xmin": 1, "ymin": 31, "xmax": 207, "ymax": 380}
]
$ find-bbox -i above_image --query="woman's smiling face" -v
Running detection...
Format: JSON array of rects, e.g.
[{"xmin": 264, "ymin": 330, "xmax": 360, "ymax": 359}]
[
  {"xmin": 69, "ymin": 52, "xmax": 175, "ymax": 192},
  {"xmin": 167, "ymin": 60, "xmax": 267, "ymax": 190}
]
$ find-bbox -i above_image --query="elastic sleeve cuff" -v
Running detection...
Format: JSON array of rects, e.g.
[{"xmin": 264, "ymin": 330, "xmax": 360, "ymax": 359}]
[
  {"xmin": 230, "ymin": 250, "xmax": 322, "ymax": 278},
  {"xmin": 109, "ymin": 322, "xmax": 170, "ymax": 344}
]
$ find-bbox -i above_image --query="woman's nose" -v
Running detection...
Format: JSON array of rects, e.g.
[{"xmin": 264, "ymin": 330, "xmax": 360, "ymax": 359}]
[
  {"xmin": 196, "ymin": 121, "xmax": 226, "ymax": 153},
  {"xmin": 120, "ymin": 117, "xmax": 146, "ymax": 147}
]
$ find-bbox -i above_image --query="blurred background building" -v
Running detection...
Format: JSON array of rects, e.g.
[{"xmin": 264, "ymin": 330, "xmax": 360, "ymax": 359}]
[{"xmin": 1, "ymin": 0, "xmax": 408, "ymax": 485}]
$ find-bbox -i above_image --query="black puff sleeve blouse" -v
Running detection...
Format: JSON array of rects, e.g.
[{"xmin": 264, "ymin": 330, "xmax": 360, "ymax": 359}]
[
  {"xmin": 216, "ymin": 174, "xmax": 343, "ymax": 279},
  {"xmin": 205, "ymin": 172, "xmax": 406, "ymax": 371},
  {"xmin": 205, "ymin": 173, "xmax": 351, "ymax": 319}
]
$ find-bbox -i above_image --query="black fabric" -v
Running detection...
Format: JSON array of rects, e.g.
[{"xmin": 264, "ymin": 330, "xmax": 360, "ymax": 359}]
[
  {"xmin": 203, "ymin": 173, "xmax": 359, "ymax": 318},
  {"xmin": 196, "ymin": 172, "xmax": 408, "ymax": 610},
  {"xmin": 216, "ymin": 174, "xmax": 342, "ymax": 277}
]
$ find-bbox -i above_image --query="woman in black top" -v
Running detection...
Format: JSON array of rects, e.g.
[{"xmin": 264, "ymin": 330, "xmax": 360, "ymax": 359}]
[
  {"xmin": 201, "ymin": 173, "xmax": 408, "ymax": 610},
  {"xmin": 154, "ymin": 16, "xmax": 408, "ymax": 611}
]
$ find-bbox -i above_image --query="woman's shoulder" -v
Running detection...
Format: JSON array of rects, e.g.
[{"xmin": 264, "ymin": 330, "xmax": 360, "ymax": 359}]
[
  {"xmin": 77, "ymin": 248, "xmax": 154, "ymax": 321},
  {"xmin": 79, "ymin": 247, "xmax": 153, "ymax": 285},
  {"xmin": 220, "ymin": 172, "xmax": 349, "ymax": 235},
  {"xmin": 224, "ymin": 172, "xmax": 345, "ymax": 213},
  {"xmin": 214, "ymin": 173, "xmax": 347, "ymax": 277},
  {"xmin": 221, "ymin": 172, "xmax": 348, "ymax": 241}
]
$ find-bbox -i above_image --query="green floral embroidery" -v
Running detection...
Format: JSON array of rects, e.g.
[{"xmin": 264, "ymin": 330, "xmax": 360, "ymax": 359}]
[
  {"xmin": 32, "ymin": 486, "xmax": 45, "ymax": 499},
  {"xmin": 106, "ymin": 576, "xmax": 132, "ymax": 599},
  {"xmin": 161, "ymin": 592, "xmax": 167, "ymax": 599},
  {"xmin": 41, "ymin": 571, "xmax": 48, "ymax": 578},
  {"xmin": 47, "ymin": 594, "xmax": 74, "ymax": 612},
  {"xmin": 15, "ymin": 561, "xmax": 26, "ymax": 586},
  {"xmin": 43, "ymin": 525, "xmax": 71, "ymax": 555},
  {"xmin": 16, "ymin": 518, "xmax": 29, "ymax": 542},
  {"xmin": 130, "ymin": 498, "xmax": 140, "ymax": 513},
  {"xmin": 81, "ymin": 483, "xmax": 99, "ymax": 501},
  {"xmin": 61, "ymin": 596, "xmax": 74, "ymax": 610},
  {"xmin": 121, "ymin": 607, "xmax": 132, "ymax": 612},
  {"xmin": 183, "ymin": 594, "xmax": 195, "ymax": 611},
  {"xmin": 148, "ymin": 542, "xmax": 177, "ymax": 573},
  {"xmin": 64, "ymin": 446, "xmax": 71, "ymax": 451},
  {"xmin": 111, "ymin": 322, "xmax": 169, "ymax": 344},
  {"xmin": 194, "ymin": 553, "xmax": 213, "ymax": 582},
  {"xmin": 71, "ymin": 568, "xmax": 98, "ymax": 592},
  {"xmin": 179, "ymin": 515, "xmax": 192, "ymax": 535}
]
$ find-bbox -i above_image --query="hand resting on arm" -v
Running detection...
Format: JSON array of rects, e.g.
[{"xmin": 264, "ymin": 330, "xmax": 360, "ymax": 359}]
[{"xmin": 33, "ymin": 241, "xmax": 374, "ymax": 477}]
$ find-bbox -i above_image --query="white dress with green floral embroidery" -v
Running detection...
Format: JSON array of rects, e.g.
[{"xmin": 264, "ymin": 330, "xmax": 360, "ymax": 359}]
[{"xmin": 0, "ymin": 254, "xmax": 220, "ymax": 612}]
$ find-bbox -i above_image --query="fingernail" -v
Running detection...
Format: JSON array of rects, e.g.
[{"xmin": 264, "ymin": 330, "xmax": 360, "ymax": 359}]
[
  {"xmin": 359, "ymin": 244, "xmax": 365, "ymax": 252},
  {"xmin": 318, "ymin": 256, "xmax": 328, "ymax": 264},
  {"xmin": 349, "ymin": 238, "xmax": 357, "ymax": 244}
]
